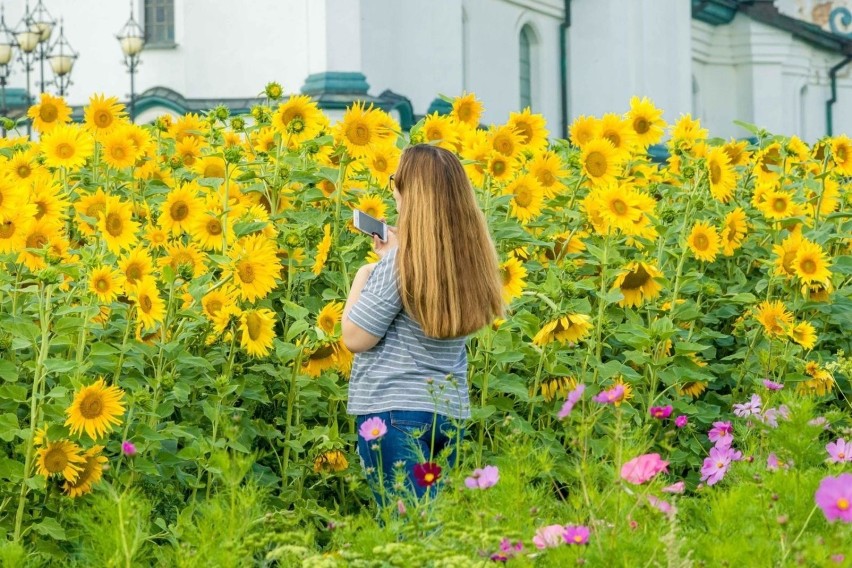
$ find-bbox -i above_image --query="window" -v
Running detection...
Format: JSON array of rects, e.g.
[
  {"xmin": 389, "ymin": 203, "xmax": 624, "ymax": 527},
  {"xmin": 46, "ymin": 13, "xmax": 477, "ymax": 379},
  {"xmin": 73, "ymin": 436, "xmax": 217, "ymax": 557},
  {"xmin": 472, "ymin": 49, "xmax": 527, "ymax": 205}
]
[
  {"xmin": 519, "ymin": 25, "xmax": 534, "ymax": 110},
  {"xmin": 144, "ymin": 0, "xmax": 175, "ymax": 46}
]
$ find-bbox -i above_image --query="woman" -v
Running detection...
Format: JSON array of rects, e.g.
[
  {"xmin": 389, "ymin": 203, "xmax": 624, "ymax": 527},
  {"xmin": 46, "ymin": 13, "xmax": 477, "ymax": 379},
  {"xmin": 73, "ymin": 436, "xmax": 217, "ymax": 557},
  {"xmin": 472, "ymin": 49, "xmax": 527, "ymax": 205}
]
[{"xmin": 342, "ymin": 144, "xmax": 503, "ymax": 506}]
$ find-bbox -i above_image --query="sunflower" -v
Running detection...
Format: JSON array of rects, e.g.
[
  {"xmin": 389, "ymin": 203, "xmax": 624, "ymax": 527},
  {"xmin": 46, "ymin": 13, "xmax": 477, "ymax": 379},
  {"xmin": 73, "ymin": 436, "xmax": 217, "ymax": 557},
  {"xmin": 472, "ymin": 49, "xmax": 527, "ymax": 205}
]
[
  {"xmin": 312, "ymin": 224, "xmax": 333, "ymax": 276},
  {"xmin": 755, "ymin": 300, "xmax": 793, "ymax": 337},
  {"xmin": 626, "ymin": 96, "xmax": 665, "ymax": 148},
  {"xmin": 223, "ymin": 234, "xmax": 281, "ymax": 301},
  {"xmin": 118, "ymin": 247, "xmax": 153, "ymax": 289},
  {"xmin": 508, "ymin": 108, "xmax": 549, "ymax": 152},
  {"xmin": 500, "ymin": 173, "xmax": 542, "ymax": 223},
  {"xmin": 27, "ymin": 93, "xmax": 72, "ymax": 132},
  {"xmin": 65, "ymin": 378, "xmax": 126, "ymax": 439},
  {"xmin": 528, "ymin": 151, "xmax": 567, "ymax": 198},
  {"xmin": 28, "ymin": 175, "xmax": 69, "ymax": 225},
  {"xmin": 0, "ymin": 176, "xmax": 28, "ymax": 222},
  {"xmin": 669, "ymin": 114, "xmax": 708, "ymax": 151},
  {"xmin": 486, "ymin": 124, "xmax": 523, "ymax": 160},
  {"xmin": 772, "ymin": 227, "xmax": 804, "ymax": 278},
  {"xmin": 353, "ymin": 194, "xmax": 387, "ymax": 222},
  {"xmin": 686, "ymin": 220, "xmax": 720, "ymax": 262},
  {"xmin": 611, "ymin": 377, "xmax": 634, "ymax": 407},
  {"xmin": 0, "ymin": 208, "xmax": 35, "ymax": 254},
  {"xmin": 758, "ymin": 189, "xmax": 798, "ymax": 220},
  {"xmin": 536, "ymin": 376, "xmax": 577, "ymax": 403},
  {"xmin": 160, "ymin": 184, "xmax": 202, "ymax": 235},
  {"xmin": 158, "ymin": 242, "xmax": 208, "ymax": 279},
  {"xmin": 101, "ymin": 127, "xmax": 139, "ymax": 169},
  {"xmin": 599, "ymin": 113, "xmax": 637, "ymax": 154},
  {"xmin": 753, "ymin": 143, "xmax": 785, "ymax": 185},
  {"xmin": 335, "ymin": 102, "xmax": 383, "ymax": 157},
  {"xmin": 532, "ymin": 314, "xmax": 593, "ymax": 346},
  {"xmin": 788, "ymin": 321, "xmax": 817, "ymax": 350},
  {"xmin": 211, "ymin": 303, "xmax": 243, "ymax": 335},
  {"xmin": 569, "ymin": 115, "xmax": 599, "ymax": 148},
  {"xmin": 706, "ymin": 147, "xmax": 736, "ymax": 203},
  {"xmin": 799, "ymin": 362, "xmax": 835, "ymax": 396},
  {"xmin": 168, "ymin": 113, "xmax": 205, "ymax": 142},
  {"xmin": 451, "ymin": 93, "xmax": 484, "ymax": 128},
  {"xmin": 201, "ymin": 286, "xmax": 235, "ymax": 321},
  {"xmin": 830, "ymin": 135, "xmax": 852, "ymax": 175},
  {"xmin": 19, "ymin": 217, "xmax": 61, "ymax": 271},
  {"xmin": 84, "ymin": 94, "xmax": 126, "ymax": 134},
  {"xmin": 541, "ymin": 230, "xmax": 587, "ymax": 265},
  {"xmin": 793, "ymin": 240, "xmax": 831, "ymax": 284},
  {"xmin": 36, "ymin": 439, "xmax": 85, "ymax": 482},
  {"xmin": 89, "ymin": 266, "xmax": 124, "ymax": 304},
  {"xmin": 500, "ymin": 257, "xmax": 527, "ymax": 304},
  {"xmin": 63, "ymin": 445, "xmax": 107, "ymax": 498},
  {"xmin": 252, "ymin": 127, "xmax": 278, "ymax": 154},
  {"xmin": 124, "ymin": 123, "xmax": 154, "ymax": 155},
  {"xmin": 722, "ymin": 139, "xmax": 751, "ymax": 166},
  {"xmin": 239, "ymin": 308, "xmax": 276, "ymax": 357},
  {"xmin": 144, "ymin": 224, "xmax": 169, "ymax": 249},
  {"xmin": 271, "ymin": 95, "xmax": 323, "ymax": 145},
  {"xmin": 486, "ymin": 152, "xmax": 516, "ymax": 183},
  {"xmin": 176, "ymin": 136, "xmax": 203, "ymax": 167},
  {"xmin": 805, "ymin": 177, "xmax": 840, "ymax": 218},
  {"xmin": 363, "ymin": 144, "xmax": 401, "ymax": 187},
  {"xmin": 97, "ymin": 197, "xmax": 139, "ymax": 253},
  {"xmin": 676, "ymin": 381, "xmax": 708, "ymax": 398},
  {"xmin": 3, "ymin": 149, "xmax": 39, "ymax": 184},
  {"xmin": 132, "ymin": 276, "xmax": 166, "ymax": 331},
  {"xmin": 302, "ymin": 341, "xmax": 339, "ymax": 377},
  {"xmin": 422, "ymin": 112, "xmax": 460, "ymax": 151},
  {"xmin": 593, "ymin": 183, "xmax": 642, "ymax": 233},
  {"xmin": 41, "ymin": 124, "xmax": 95, "ymax": 170},
  {"xmin": 189, "ymin": 210, "xmax": 231, "ymax": 251},
  {"xmin": 801, "ymin": 279, "xmax": 833, "ymax": 302},
  {"xmin": 612, "ymin": 261, "xmax": 663, "ymax": 307},
  {"xmin": 313, "ymin": 450, "xmax": 349, "ymax": 473},
  {"xmin": 721, "ymin": 207, "xmax": 748, "ymax": 256},
  {"xmin": 317, "ymin": 301, "xmax": 344, "ymax": 335},
  {"xmin": 580, "ymin": 138, "xmax": 623, "ymax": 186}
]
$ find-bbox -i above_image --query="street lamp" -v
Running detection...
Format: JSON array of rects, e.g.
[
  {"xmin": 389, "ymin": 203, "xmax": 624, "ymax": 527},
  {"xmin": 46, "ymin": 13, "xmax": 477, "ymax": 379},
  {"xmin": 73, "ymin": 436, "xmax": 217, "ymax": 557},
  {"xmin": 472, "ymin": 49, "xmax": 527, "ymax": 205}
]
[
  {"xmin": 0, "ymin": 6, "xmax": 17, "ymax": 121},
  {"xmin": 29, "ymin": 0, "xmax": 55, "ymax": 94},
  {"xmin": 15, "ymin": 1, "xmax": 40, "ymax": 131},
  {"xmin": 116, "ymin": 0, "xmax": 144, "ymax": 122},
  {"xmin": 48, "ymin": 19, "xmax": 76, "ymax": 97}
]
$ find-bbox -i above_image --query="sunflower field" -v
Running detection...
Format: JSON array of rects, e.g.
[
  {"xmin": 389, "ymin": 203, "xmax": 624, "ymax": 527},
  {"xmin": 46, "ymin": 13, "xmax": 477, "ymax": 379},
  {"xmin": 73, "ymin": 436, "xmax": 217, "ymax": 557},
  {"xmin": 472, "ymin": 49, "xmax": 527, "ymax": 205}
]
[{"xmin": 0, "ymin": 85, "xmax": 850, "ymax": 566}]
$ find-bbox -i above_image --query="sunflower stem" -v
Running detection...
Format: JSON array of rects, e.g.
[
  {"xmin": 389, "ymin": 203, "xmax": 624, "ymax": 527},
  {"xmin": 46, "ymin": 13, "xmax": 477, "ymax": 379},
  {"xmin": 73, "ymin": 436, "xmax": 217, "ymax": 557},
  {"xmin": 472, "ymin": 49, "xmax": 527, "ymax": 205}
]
[
  {"xmin": 281, "ymin": 347, "xmax": 304, "ymax": 485},
  {"xmin": 527, "ymin": 347, "xmax": 547, "ymax": 424}
]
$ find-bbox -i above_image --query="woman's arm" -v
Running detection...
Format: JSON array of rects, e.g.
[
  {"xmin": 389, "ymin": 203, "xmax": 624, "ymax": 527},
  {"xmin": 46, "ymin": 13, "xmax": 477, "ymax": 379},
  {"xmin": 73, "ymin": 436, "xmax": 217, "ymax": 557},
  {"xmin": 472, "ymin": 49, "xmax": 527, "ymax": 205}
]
[{"xmin": 342, "ymin": 263, "xmax": 381, "ymax": 353}]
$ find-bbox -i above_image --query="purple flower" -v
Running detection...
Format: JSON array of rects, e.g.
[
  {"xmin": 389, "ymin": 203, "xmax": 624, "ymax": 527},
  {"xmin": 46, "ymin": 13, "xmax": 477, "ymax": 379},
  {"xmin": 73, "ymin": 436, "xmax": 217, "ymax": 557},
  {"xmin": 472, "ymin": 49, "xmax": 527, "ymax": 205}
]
[
  {"xmin": 490, "ymin": 538, "xmax": 522, "ymax": 562},
  {"xmin": 675, "ymin": 415, "xmax": 688, "ymax": 428},
  {"xmin": 762, "ymin": 379, "xmax": 783, "ymax": 391},
  {"xmin": 708, "ymin": 421, "xmax": 733, "ymax": 448},
  {"xmin": 700, "ymin": 446, "xmax": 736, "ymax": 486},
  {"xmin": 815, "ymin": 474, "xmax": 852, "ymax": 523},
  {"xmin": 562, "ymin": 525, "xmax": 590, "ymax": 545},
  {"xmin": 650, "ymin": 405, "xmax": 673, "ymax": 420},
  {"xmin": 827, "ymin": 438, "xmax": 852, "ymax": 464},
  {"xmin": 647, "ymin": 495, "xmax": 676, "ymax": 517},
  {"xmin": 662, "ymin": 481, "xmax": 685, "ymax": 494},
  {"xmin": 121, "ymin": 441, "xmax": 137, "ymax": 456},
  {"xmin": 557, "ymin": 383, "xmax": 585, "ymax": 420},
  {"xmin": 358, "ymin": 417, "xmax": 387, "ymax": 441},
  {"xmin": 621, "ymin": 453, "xmax": 669, "ymax": 485},
  {"xmin": 592, "ymin": 384, "xmax": 625, "ymax": 405},
  {"xmin": 733, "ymin": 394, "xmax": 762, "ymax": 418},
  {"xmin": 831, "ymin": 555, "xmax": 845, "ymax": 564},
  {"xmin": 759, "ymin": 405, "xmax": 790, "ymax": 428},
  {"xmin": 465, "ymin": 465, "xmax": 500, "ymax": 489},
  {"xmin": 767, "ymin": 453, "xmax": 780, "ymax": 471},
  {"xmin": 809, "ymin": 416, "xmax": 829, "ymax": 429},
  {"xmin": 533, "ymin": 524, "xmax": 565, "ymax": 549}
]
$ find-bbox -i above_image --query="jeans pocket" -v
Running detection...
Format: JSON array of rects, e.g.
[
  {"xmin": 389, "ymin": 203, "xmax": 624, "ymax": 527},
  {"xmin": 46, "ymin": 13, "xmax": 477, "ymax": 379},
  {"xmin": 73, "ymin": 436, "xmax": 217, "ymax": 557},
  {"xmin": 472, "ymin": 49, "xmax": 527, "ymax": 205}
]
[{"xmin": 389, "ymin": 411, "xmax": 433, "ymax": 439}]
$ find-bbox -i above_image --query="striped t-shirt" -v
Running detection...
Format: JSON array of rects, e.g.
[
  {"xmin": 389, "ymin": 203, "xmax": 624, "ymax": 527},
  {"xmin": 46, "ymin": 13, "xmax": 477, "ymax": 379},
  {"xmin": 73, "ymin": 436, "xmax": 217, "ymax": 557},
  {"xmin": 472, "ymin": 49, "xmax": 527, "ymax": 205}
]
[{"xmin": 347, "ymin": 248, "xmax": 471, "ymax": 420}]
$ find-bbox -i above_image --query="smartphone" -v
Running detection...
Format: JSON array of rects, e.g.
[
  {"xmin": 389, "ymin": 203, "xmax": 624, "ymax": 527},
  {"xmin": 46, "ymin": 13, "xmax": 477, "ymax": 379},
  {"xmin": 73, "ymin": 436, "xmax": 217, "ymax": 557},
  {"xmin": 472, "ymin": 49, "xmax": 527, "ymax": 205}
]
[{"xmin": 353, "ymin": 210, "xmax": 388, "ymax": 242}]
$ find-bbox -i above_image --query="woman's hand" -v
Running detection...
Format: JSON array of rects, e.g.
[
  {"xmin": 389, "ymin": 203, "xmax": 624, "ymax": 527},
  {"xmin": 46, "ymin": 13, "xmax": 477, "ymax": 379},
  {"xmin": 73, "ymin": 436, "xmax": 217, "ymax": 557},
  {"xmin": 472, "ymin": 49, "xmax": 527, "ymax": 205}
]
[{"xmin": 373, "ymin": 224, "xmax": 398, "ymax": 259}]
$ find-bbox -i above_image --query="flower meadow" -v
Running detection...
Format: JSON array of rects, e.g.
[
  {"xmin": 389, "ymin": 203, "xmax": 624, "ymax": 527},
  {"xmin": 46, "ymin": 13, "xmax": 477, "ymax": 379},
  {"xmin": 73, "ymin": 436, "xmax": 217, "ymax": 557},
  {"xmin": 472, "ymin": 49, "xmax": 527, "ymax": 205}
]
[{"xmin": 0, "ymin": 85, "xmax": 850, "ymax": 566}]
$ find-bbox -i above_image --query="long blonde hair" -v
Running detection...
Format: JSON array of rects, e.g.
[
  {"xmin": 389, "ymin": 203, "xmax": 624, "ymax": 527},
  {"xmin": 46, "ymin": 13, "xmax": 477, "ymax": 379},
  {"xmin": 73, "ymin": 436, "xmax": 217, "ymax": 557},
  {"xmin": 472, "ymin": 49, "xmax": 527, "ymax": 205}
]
[{"xmin": 394, "ymin": 144, "xmax": 503, "ymax": 338}]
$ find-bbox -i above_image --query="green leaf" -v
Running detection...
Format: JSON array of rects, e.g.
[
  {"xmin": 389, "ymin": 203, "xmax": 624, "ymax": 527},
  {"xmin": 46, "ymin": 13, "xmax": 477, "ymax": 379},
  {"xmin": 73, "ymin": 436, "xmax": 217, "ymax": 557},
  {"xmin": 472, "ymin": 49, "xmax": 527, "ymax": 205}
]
[
  {"xmin": 33, "ymin": 517, "xmax": 66, "ymax": 540},
  {"xmin": 0, "ymin": 414, "xmax": 18, "ymax": 441},
  {"xmin": 0, "ymin": 360, "xmax": 17, "ymax": 382}
]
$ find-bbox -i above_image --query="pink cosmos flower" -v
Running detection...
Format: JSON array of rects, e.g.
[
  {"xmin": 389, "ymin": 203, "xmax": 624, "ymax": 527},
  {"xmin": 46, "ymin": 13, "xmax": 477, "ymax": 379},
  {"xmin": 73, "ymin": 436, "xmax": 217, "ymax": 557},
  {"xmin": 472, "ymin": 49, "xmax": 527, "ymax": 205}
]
[
  {"xmin": 592, "ymin": 384, "xmax": 625, "ymax": 405},
  {"xmin": 620, "ymin": 453, "xmax": 669, "ymax": 485},
  {"xmin": 647, "ymin": 495, "xmax": 676, "ymax": 517},
  {"xmin": 562, "ymin": 525, "xmax": 590, "ymax": 545},
  {"xmin": 767, "ymin": 453, "xmax": 780, "ymax": 471},
  {"xmin": 532, "ymin": 524, "xmax": 565, "ymax": 549},
  {"xmin": 809, "ymin": 417, "xmax": 829, "ymax": 429},
  {"xmin": 465, "ymin": 465, "xmax": 500, "ymax": 489},
  {"xmin": 815, "ymin": 474, "xmax": 852, "ymax": 523},
  {"xmin": 358, "ymin": 416, "xmax": 387, "ymax": 441},
  {"xmin": 762, "ymin": 379, "xmax": 783, "ymax": 391},
  {"xmin": 708, "ymin": 421, "xmax": 733, "ymax": 448},
  {"xmin": 662, "ymin": 481, "xmax": 686, "ymax": 494},
  {"xmin": 650, "ymin": 405, "xmax": 673, "ymax": 420},
  {"xmin": 827, "ymin": 438, "xmax": 851, "ymax": 463},
  {"xmin": 121, "ymin": 440, "xmax": 137, "ymax": 456},
  {"xmin": 675, "ymin": 415, "xmax": 688, "ymax": 428},
  {"xmin": 557, "ymin": 383, "xmax": 586, "ymax": 420},
  {"xmin": 733, "ymin": 394, "xmax": 762, "ymax": 418},
  {"xmin": 490, "ymin": 538, "xmax": 523, "ymax": 562},
  {"xmin": 700, "ymin": 446, "xmax": 736, "ymax": 486}
]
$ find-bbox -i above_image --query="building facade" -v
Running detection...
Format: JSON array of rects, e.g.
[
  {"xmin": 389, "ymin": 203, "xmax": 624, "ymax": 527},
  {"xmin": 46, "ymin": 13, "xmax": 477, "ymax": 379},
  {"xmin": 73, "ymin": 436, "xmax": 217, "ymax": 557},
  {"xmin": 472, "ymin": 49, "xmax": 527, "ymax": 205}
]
[{"xmin": 1, "ymin": 0, "xmax": 851, "ymax": 141}]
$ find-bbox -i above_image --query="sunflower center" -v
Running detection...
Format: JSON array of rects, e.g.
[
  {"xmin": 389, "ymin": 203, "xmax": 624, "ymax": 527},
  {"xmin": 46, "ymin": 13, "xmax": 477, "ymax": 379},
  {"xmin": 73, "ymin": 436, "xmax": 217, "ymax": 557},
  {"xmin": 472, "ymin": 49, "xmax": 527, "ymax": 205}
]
[
  {"xmin": 710, "ymin": 162, "xmax": 722, "ymax": 185},
  {"xmin": 86, "ymin": 203, "xmax": 105, "ymax": 219},
  {"xmin": 170, "ymin": 201, "xmax": 189, "ymax": 222},
  {"xmin": 538, "ymin": 170, "xmax": 555, "ymax": 186},
  {"xmin": 611, "ymin": 199, "xmax": 628, "ymax": 216},
  {"xmin": 633, "ymin": 116, "xmax": 650, "ymax": 135},
  {"xmin": 516, "ymin": 123, "xmax": 533, "ymax": 144},
  {"xmin": 40, "ymin": 104, "xmax": 59, "ymax": 122},
  {"xmin": 246, "ymin": 312, "xmax": 263, "ymax": 340},
  {"xmin": 374, "ymin": 156, "xmax": 388, "ymax": 171},
  {"xmin": 79, "ymin": 392, "xmax": 104, "ymax": 419},
  {"xmin": 105, "ymin": 212, "xmax": 124, "ymax": 236},
  {"xmin": 800, "ymin": 259, "xmax": 816, "ymax": 274},
  {"xmin": 56, "ymin": 142, "xmax": 74, "ymax": 159},
  {"xmin": 320, "ymin": 315, "xmax": 334, "ymax": 330},
  {"xmin": 17, "ymin": 164, "xmax": 32, "ymax": 178},
  {"xmin": 837, "ymin": 146, "xmax": 848, "ymax": 162},
  {"xmin": 171, "ymin": 252, "xmax": 194, "ymax": 270},
  {"xmin": 724, "ymin": 147, "xmax": 742, "ymax": 164},
  {"xmin": 491, "ymin": 160, "xmax": 506, "ymax": 175},
  {"xmin": 772, "ymin": 198, "xmax": 787, "ymax": 212},
  {"xmin": 514, "ymin": 187, "xmax": 532, "ymax": 208},
  {"xmin": 237, "ymin": 261, "xmax": 256, "ymax": 283},
  {"xmin": 126, "ymin": 264, "xmax": 142, "ymax": 282},
  {"xmin": 620, "ymin": 264, "xmax": 651, "ymax": 290},
  {"xmin": 424, "ymin": 473, "xmax": 435, "ymax": 483},
  {"xmin": 457, "ymin": 104, "xmax": 472, "ymax": 122},
  {"xmin": 426, "ymin": 127, "xmax": 443, "ymax": 141},
  {"xmin": 348, "ymin": 122, "xmax": 370, "ymax": 146},
  {"xmin": 139, "ymin": 294, "xmax": 153, "ymax": 313},
  {"xmin": 310, "ymin": 344, "xmax": 335, "ymax": 360},
  {"xmin": 26, "ymin": 233, "xmax": 48, "ymax": 249},
  {"xmin": 95, "ymin": 277, "xmax": 110, "ymax": 292},
  {"xmin": 693, "ymin": 234, "xmax": 709, "ymax": 250},
  {"xmin": 0, "ymin": 221, "xmax": 15, "ymax": 238},
  {"xmin": 838, "ymin": 498, "xmax": 849, "ymax": 511},
  {"xmin": 111, "ymin": 145, "xmax": 127, "ymax": 160},
  {"xmin": 502, "ymin": 267, "xmax": 512, "ymax": 285},
  {"xmin": 44, "ymin": 447, "xmax": 69, "ymax": 473},
  {"xmin": 206, "ymin": 298, "xmax": 223, "ymax": 315},
  {"xmin": 604, "ymin": 131, "xmax": 621, "ymax": 148},
  {"xmin": 289, "ymin": 117, "xmax": 305, "ymax": 134},
  {"xmin": 495, "ymin": 136, "xmax": 514, "ymax": 156},
  {"xmin": 206, "ymin": 218, "xmax": 223, "ymax": 236},
  {"xmin": 585, "ymin": 151, "xmax": 607, "ymax": 177},
  {"xmin": 94, "ymin": 110, "xmax": 113, "ymax": 129}
]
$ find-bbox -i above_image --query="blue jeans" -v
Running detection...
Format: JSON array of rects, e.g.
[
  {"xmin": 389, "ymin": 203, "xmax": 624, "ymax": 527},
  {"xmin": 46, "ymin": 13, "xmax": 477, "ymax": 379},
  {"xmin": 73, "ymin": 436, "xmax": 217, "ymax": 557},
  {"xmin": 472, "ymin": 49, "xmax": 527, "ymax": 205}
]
[{"xmin": 355, "ymin": 410, "xmax": 464, "ymax": 508}]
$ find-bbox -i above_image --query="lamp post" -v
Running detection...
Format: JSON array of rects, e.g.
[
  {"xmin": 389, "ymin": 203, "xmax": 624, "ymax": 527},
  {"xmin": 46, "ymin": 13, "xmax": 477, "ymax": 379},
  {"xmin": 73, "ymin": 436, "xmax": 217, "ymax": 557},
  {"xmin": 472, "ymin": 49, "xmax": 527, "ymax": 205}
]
[
  {"xmin": 48, "ymin": 19, "xmax": 76, "ymax": 97},
  {"xmin": 29, "ymin": 0, "xmax": 54, "ymax": 94},
  {"xmin": 0, "ymin": 6, "xmax": 17, "ymax": 121},
  {"xmin": 116, "ymin": 1, "xmax": 144, "ymax": 122},
  {"xmin": 15, "ymin": 2, "xmax": 40, "ymax": 133}
]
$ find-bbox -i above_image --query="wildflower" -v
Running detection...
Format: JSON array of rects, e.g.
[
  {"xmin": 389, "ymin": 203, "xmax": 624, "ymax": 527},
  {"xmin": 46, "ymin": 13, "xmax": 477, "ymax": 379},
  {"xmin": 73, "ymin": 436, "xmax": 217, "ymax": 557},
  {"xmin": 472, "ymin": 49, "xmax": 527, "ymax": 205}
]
[
  {"xmin": 708, "ymin": 421, "xmax": 733, "ymax": 448},
  {"xmin": 593, "ymin": 384, "xmax": 625, "ymax": 405},
  {"xmin": 490, "ymin": 538, "xmax": 523, "ymax": 562},
  {"xmin": 557, "ymin": 383, "xmax": 585, "ymax": 419},
  {"xmin": 827, "ymin": 439, "xmax": 851, "ymax": 463},
  {"xmin": 814, "ymin": 474, "xmax": 852, "ymax": 523},
  {"xmin": 733, "ymin": 394, "xmax": 761, "ymax": 418},
  {"xmin": 121, "ymin": 441, "xmax": 137, "ymax": 456},
  {"xmin": 358, "ymin": 417, "xmax": 387, "ymax": 441},
  {"xmin": 675, "ymin": 415, "xmax": 688, "ymax": 428},
  {"xmin": 767, "ymin": 453, "xmax": 780, "ymax": 471},
  {"xmin": 759, "ymin": 405, "xmax": 790, "ymax": 428},
  {"xmin": 532, "ymin": 524, "xmax": 565, "ymax": 549},
  {"xmin": 397, "ymin": 499, "xmax": 406, "ymax": 516},
  {"xmin": 621, "ymin": 453, "xmax": 669, "ymax": 485},
  {"xmin": 662, "ymin": 481, "xmax": 685, "ymax": 494},
  {"xmin": 465, "ymin": 465, "xmax": 499, "ymax": 489},
  {"xmin": 700, "ymin": 446, "xmax": 736, "ymax": 486},
  {"xmin": 562, "ymin": 525, "xmax": 590, "ymax": 545},
  {"xmin": 649, "ymin": 405, "xmax": 673, "ymax": 419},
  {"xmin": 809, "ymin": 417, "xmax": 830, "ymax": 429},
  {"xmin": 763, "ymin": 379, "xmax": 784, "ymax": 391},
  {"xmin": 413, "ymin": 462, "xmax": 442, "ymax": 488},
  {"xmin": 647, "ymin": 495, "xmax": 676, "ymax": 517}
]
